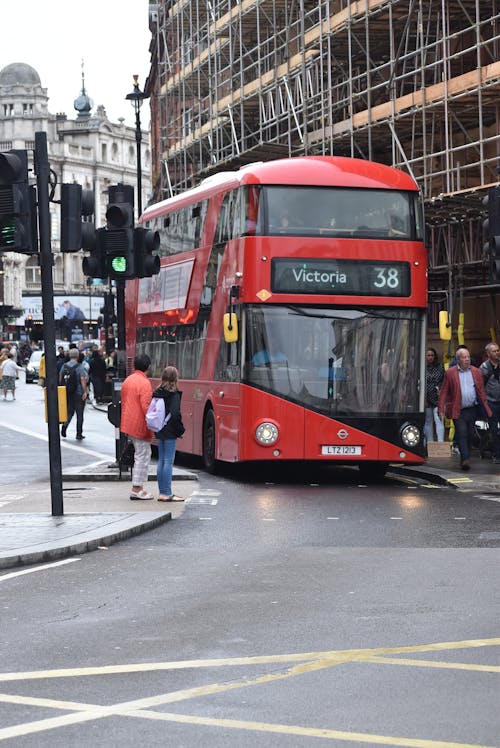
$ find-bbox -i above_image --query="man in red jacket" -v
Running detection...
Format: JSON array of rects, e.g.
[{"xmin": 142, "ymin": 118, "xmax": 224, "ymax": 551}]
[
  {"xmin": 120, "ymin": 354, "xmax": 154, "ymax": 499},
  {"xmin": 438, "ymin": 347, "xmax": 491, "ymax": 471}
]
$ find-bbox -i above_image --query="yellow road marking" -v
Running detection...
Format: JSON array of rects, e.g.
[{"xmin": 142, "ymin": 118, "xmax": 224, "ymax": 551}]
[
  {"xmin": 1, "ymin": 636, "xmax": 499, "ymax": 682},
  {"xmin": 136, "ymin": 711, "xmax": 497, "ymax": 748},
  {"xmin": 0, "ymin": 637, "xmax": 498, "ymax": 745},
  {"xmin": 365, "ymin": 657, "xmax": 500, "ymax": 673}
]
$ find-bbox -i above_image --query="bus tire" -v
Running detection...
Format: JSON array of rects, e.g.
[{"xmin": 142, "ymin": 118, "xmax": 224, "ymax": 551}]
[
  {"xmin": 358, "ymin": 461, "xmax": 388, "ymax": 481},
  {"xmin": 203, "ymin": 409, "xmax": 218, "ymax": 474}
]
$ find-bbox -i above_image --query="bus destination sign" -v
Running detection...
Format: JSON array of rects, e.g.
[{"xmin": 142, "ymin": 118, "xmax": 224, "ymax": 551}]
[{"xmin": 271, "ymin": 259, "xmax": 411, "ymax": 297}]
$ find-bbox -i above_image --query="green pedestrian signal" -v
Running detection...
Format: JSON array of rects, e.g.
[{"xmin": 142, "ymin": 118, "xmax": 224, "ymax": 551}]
[
  {"xmin": 0, "ymin": 218, "xmax": 16, "ymax": 247},
  {"xmin": 111, "ymin": 255, "xmax": 128, "ymax": 274},
  {"xmin": 0, "ymin": 149, "xmax": 37, "ymax": 253}
]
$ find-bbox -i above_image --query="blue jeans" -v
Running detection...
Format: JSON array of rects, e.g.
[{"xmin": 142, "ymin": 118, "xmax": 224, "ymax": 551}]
[
  {"xmin": 454, "ymin": 406, "xmax": 478, "ymax": 462},
  {"xmin": 424, "ymin": 406, "xmax": 445, "ymax": 443},
  {"xmin": 157, "ymin": 438, "xmax": 177, "ymax": 496}
]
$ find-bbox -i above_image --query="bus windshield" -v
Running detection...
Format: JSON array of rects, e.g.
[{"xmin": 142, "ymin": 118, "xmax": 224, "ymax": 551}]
[
  {"xmin": 258, "ymin": 186, "xmax": 422, "ymax": 240},
  {"xmin": 244, "ymin": 305, "xmax": 422, "ymax": 416}
]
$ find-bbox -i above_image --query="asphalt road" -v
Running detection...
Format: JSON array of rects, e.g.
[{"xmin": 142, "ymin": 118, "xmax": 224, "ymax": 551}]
[{"xmin": 1, "ymin": 409, "xmax": 499, "ymax": 748}]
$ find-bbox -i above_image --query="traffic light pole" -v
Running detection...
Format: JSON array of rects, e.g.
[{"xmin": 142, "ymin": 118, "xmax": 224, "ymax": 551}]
[
  {"xmin": 35, "ymin": 131, "xmax": 64, "ymax": 516},
  {"xmin": 116, "ymin": 279, "xmax": 126, "ymax": 379}
]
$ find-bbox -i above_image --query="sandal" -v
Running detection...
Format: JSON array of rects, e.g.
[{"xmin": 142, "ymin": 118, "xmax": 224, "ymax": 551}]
[
  {"xmin": 130, "ymin": 489, "xmax": 154, "ymax": 500},
  {"xmin": 158, "ymin": 494, "xmax": 184, "ymax": 502}
]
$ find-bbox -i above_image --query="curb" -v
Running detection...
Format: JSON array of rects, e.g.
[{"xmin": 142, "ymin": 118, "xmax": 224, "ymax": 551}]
[
  {"xmin": 0, "ymin": 511, "xmax": 171, "ymax": 570},
  {"xmin": 388, "ymin": 465, "xmax": 452, "ymax": 487}
]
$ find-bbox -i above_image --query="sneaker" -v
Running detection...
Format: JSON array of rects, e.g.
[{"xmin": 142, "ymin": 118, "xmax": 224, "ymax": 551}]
[
  {"xmin": 451, "ymin": 445, "xmax": 460, "ymax": 456},
  {"xmin": 61, "ymin": 426, "xmax": 67, "ymax": 438},
  {"xmin": 76, "ymin": 434, "xmax": 85, "ymax": 440},
  {"xmin": 460, "ymin": 460, "xmax": 471, "ymax": 471}
]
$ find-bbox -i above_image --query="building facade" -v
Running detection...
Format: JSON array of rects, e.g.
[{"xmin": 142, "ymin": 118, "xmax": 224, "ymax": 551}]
[
  {"xmin": 0, "ymin": 62, "xmax": 152, "ymax": 340},
  {"xmin": 145, "ymin": 0, "xmax": 500, "ymax": 353}
]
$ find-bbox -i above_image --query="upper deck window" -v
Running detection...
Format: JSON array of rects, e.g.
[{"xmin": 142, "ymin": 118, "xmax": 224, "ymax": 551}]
[{"xmin": 260, "ymin": 186, "xmax": 422, "ymax": 241}]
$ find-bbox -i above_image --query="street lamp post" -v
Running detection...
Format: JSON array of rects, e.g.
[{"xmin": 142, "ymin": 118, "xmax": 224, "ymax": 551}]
[
  {"xmin": 126, "ymin": 75, "xmax": 148, "ymax": 219},
  {"xmin": 113, "ymin": 77, "xmax": 148, "ymax": 385}
]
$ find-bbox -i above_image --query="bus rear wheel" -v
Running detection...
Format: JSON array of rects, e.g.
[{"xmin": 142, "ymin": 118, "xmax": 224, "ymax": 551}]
[
  {"xmin": 203, "ymin": 409, "xmax": 218, "ymax": 474},
  {"xmin": 358, "ymin": 461, "xmax": 389, "ymax": 482}
]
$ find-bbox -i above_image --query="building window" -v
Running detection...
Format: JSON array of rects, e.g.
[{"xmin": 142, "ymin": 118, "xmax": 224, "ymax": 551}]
[
  {"xmin": 3, "ymin": 104, "xmax": 14, "ymax": 117},
  {"xmin": 102, "ymin": 143, "xmax": 107, "ymax": 162},
  {"xmin": 129, "ymin": 145, "xmax": 136, "ymax": 165},
  {"xmin": 25, "ymin": 257, "xmax": 41, "ymax": 286},
  {"xmin": 54, "ymin": 255, "xmax": 64, "ymax": 285},
  {"xmin": 112, "ymin": 142, "xmax": 118, "ymax": 162}
]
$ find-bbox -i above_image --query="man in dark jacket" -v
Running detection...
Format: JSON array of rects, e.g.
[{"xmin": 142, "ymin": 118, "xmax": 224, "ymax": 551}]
[
  {"xmin": 480, "ymin": 342, "xmax": 500, "ymax": 463},
  {"xmin": 59, "ymin": 348, "xmax": 88, "ymax": 440}
]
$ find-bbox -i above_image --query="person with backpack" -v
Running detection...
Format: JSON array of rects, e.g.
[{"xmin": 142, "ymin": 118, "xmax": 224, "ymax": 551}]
[
  {"xmin": 152, "ymin": 366, "xmax": 185, "ymax": 502},
  {"xmin": 120, "ymin": 354, "xmax": 154, "ymax": 500},
  {"xmin": 59, "ymin": 348, "xmax": 88, "ymax": 440}
]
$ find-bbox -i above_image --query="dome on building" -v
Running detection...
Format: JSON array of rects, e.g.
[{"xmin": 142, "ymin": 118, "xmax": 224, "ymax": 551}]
[{"xmin": 0, "ymin": 63, "xmax": 41, "ymax": 87}]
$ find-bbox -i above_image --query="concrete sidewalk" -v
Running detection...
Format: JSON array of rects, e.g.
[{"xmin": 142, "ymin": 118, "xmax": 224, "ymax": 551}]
[
  {"xmin": 0, "ymin": 462, "xmax": 198, "ymax": 570},
  {"xmin": 1, "ymin": 451, "xmax": 499, "ymax": 570}
]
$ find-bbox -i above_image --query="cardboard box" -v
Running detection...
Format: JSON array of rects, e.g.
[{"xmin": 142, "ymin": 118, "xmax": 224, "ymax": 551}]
[{"xmin": 427, "ymin": 441, "xmax": 451, "ymax": 459}]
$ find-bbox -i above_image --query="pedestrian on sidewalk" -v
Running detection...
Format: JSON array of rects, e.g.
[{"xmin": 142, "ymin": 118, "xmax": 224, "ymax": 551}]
[
  {"xmin": 153, "ymin": 366, "xmax": 185, "ymax": 503},
  {"xmin": 438, "ymin": 346, "xmax": 491, "ymax": 471},
  {"xmin": 59, "ymin": 348, "xmax": 88, "ymax": 439},
  {"xmin": 424, "ymin": 347, "xmax": 445, "ymax": 444},
  {"xmin": 120, "ymin": 354, "xmax": 154, "ymax": 500},
  {"xmin": 0, "ymin": 353, "xmax": 24, "ymax": 400},
  {"xmin": 480, "ymin": 342, "xmax": 500, "ymax": 464}
]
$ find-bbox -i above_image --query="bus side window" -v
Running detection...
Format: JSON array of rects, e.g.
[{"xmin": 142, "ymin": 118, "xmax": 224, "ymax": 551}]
[{"xmin": 243, "ymin": 185, "xmax": 260, "ymax": 235}]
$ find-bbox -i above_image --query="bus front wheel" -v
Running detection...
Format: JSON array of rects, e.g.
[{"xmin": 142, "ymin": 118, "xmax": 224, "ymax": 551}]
[{"xmin": 203, "ymin": 409, "xmax": 218, "ymax": 474}]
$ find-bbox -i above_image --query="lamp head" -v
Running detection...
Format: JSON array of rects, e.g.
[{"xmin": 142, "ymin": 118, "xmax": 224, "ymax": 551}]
[{"xmin": 126, "ymin": 75, "xmax": 147, "ymax": 111}]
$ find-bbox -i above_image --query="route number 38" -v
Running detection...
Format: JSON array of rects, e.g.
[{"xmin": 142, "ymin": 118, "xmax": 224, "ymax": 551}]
[{"xmin": 373, "ymin": 267, "xmax": 400, "ymax": 288}]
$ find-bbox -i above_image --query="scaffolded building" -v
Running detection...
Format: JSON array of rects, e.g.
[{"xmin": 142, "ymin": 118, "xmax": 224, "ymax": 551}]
[{"xmin": 146, "ymin": 0, "xmax": 500, "ymax": 322}]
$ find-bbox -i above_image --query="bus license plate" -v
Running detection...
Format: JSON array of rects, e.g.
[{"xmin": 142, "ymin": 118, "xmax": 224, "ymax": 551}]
[{"xmin": 322, "ymin": 445, "xmax": 362, "ymax": 455}]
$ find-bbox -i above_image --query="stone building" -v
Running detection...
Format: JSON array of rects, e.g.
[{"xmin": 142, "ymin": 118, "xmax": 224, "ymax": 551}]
[{"xmin": 0, "ymin": 61, "xmax": 151, "ymax": 340}]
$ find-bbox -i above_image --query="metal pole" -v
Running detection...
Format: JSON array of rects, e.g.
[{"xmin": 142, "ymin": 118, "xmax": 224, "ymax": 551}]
[
  {"xmin": 35, "ymin": 131, "xmax": 64, "ymax": 516},
  {"xmin": 116, "ymin": 279, "xmax": 126, "ymax": 379},
  {"xmin": 135, "ymin": 107, "xmax": 143, "ymax": 217}
]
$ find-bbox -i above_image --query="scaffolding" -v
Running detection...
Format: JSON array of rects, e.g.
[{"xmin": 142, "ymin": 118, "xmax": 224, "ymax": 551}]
[{"xmin": 147, "ymin": 0, "xmax": 500, "ymax": 292}]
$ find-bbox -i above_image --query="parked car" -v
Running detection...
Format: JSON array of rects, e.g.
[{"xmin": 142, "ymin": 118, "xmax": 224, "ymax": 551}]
[{"xmin": 25, "ymin": 350, "xmax": 43, "ymax": 383}]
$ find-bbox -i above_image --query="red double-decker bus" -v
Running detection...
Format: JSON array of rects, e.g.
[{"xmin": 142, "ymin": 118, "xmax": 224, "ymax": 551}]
[{"xmin": 127, "ymin": 156, "xmax": 427, "ymax": 478}]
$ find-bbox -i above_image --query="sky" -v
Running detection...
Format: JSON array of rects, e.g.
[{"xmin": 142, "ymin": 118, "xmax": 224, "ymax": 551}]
[{"xmin": 0, "ymin": 0, "xmax": 152, "ymax": 128}]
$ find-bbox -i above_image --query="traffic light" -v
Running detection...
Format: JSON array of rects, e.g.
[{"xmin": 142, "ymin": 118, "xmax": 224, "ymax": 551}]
[
  {"xmin": 82, "ymin": 227, "xmax": 107, "ymax": 279},
  {"xmin": 134, "ymin": 227, "xmax": 160, "ymax": 278},
  {"xmin": 100, "ymin": 291, "xmax": 117, "ymax": 324},
  {"xmin": 483, "ymin": 186, "xmax": 500, "ymax": 282},
  {"xmin": 0, "ymin": 149, "xmax": 35, "ymax": 253},
  {"xmin": 103, "ymin": 184, "xmax": 135, "ymax": 279},
  {"xmin": 60, "ymin": 183, "xmax": 95, "ymax": 252}
]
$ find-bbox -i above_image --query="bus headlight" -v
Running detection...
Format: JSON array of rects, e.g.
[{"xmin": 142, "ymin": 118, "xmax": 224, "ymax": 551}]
[
  {"xmin": 400, "ymin": 423, "xmax": 421, "ymax": 448},
  {"xmin": 255, "ymin": 422, "xmax": 279, "ymax": 446}
]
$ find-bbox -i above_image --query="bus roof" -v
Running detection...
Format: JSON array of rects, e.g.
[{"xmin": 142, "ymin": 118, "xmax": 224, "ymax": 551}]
[{"xmin": 140, "ymin": 156, "xmax": 419, "ymax": 222}]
